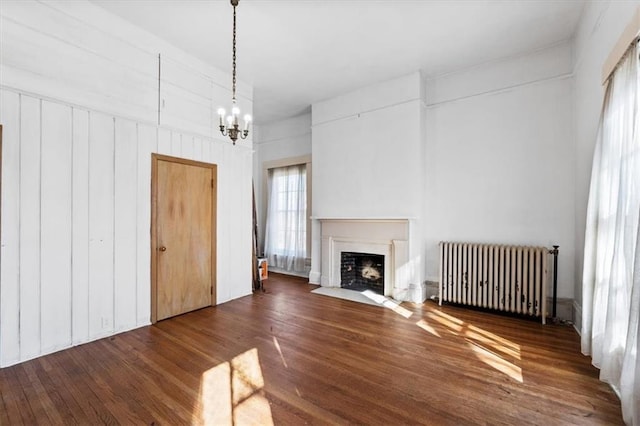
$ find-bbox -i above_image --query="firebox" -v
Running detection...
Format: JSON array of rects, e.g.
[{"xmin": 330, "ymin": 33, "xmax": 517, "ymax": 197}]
[{"xmin": 340, "ymin": 252, "xmax": 385, "ymax": 294}]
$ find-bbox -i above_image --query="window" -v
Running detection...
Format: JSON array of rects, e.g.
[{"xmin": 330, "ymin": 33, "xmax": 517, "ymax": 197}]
[{"xmin": 264, "ymin": 164, "xmax": 309, "ymax": 273}]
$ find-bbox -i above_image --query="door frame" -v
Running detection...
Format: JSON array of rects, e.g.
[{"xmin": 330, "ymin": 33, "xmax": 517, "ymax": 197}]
[{"xmin": 150, "ymin": 153, "xmax": 217, "ymax": 323}]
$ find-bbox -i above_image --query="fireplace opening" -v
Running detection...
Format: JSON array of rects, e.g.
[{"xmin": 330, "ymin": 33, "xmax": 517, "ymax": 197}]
[{"xmin": 340, "ymin": 252, "xmax": 384, "ymax": 294}]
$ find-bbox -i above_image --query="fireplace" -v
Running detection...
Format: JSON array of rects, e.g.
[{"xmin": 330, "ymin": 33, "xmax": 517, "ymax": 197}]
[
  {"xmin": 340, "ymin": 252, "xmax": 385, "ymax": 293},
  {"xmin": 316, "ymin": 218, "xmax": 413, "ymax": 299}
]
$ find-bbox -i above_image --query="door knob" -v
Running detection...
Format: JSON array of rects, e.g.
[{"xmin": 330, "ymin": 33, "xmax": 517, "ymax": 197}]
[{"xmin": 159, "ymin": 246, "xmax": 167, "ymax": 252}]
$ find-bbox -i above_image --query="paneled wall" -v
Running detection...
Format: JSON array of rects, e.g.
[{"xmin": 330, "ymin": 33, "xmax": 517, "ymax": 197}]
[
  {"xmin": 0, "ymin": 0, "xmax": 253, "ymax": 367},
  {"xmin": 0, "ymin": 89, "xmax": 253, "ymax": 366}
]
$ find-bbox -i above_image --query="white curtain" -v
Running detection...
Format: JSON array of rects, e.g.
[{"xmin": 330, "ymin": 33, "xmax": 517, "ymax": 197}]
[
  {"xmin": 264, "ymin": 164, "xmax": 308, "ymax": 273},
  {"xmin": 582, "ymin": 42, "xmax": 640, "ymax": 424}
]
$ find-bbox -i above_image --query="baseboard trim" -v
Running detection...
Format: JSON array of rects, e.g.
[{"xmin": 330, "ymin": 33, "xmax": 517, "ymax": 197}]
[
  {"xmin": 309, "ymin": 270, "xmax": 321, "ymax": 284},
  {"xmin": 572, "ymin": 300, "xmax": 582, "ymax": 335}
]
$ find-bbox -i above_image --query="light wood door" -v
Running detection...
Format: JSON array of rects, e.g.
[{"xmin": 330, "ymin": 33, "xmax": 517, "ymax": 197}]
[{"xmin": 152, "ymin": 155, "xmax": 217, "ymax": 322}]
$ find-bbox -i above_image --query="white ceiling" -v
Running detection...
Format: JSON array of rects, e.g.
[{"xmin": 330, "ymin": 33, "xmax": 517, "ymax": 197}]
[{"xmin": 90, "ymin": 0, "xmax": 585, "ymax": 124}]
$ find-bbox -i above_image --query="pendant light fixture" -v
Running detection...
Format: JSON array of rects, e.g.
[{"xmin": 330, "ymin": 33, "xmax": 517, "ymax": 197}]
[{"xmin": 217, "ymin": 0, "xmax": 251, "ymax": 144}]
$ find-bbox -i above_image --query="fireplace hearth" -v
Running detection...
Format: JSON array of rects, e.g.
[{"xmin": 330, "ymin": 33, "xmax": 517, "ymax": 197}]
[{"xmin": 340, "ymin": 252, "xmax": 385, "ymax": 294}]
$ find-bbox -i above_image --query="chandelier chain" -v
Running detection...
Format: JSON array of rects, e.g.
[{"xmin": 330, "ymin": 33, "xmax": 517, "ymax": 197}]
[
  {"xmin": 218, "ymin": 0, "xmax": 249, "ymax": 144},
  {"xmin": 232, "ymin": 3, "xmax": 237, "ymax": 102}
]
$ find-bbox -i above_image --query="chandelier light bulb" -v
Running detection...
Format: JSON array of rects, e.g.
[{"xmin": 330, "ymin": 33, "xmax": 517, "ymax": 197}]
[
  {"xmin": 217, "ymin": 108, "xmax": 226, "ymax": 116},
  {"xmin": 232, "ymin": 106, "xmax": 240, "ymax": 116}
]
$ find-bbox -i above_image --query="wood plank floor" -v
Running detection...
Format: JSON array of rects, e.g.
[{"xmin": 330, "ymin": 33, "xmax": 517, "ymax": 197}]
[{"xmin": 0, "ymin": 273, "xmax": 623, "ymax": 425}]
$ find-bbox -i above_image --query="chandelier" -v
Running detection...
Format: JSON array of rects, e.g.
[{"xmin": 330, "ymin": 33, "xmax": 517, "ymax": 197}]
[{"xmin": 217, "ymin": 0, "xmax": 251, "ymax": 144}]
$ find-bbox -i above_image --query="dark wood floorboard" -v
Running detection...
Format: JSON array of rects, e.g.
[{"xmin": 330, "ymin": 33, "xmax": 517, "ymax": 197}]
[{"xmin": 0, "ymin": 273, "xmax": 623, "ymax": 425}]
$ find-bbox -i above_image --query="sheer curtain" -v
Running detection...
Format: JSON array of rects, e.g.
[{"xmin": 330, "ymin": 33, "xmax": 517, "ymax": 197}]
[
  {"xmin": 582, "ymin": 42, "xmax": 640, "ymax": 424},
  {"xmin": 264, "ymin": 164, "xmax": 308, "ymax": 273}
]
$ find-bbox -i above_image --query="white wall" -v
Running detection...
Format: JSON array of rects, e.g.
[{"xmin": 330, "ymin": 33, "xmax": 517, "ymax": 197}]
[
  {"xmin": 253, "ymin": 113, "xmax": 312, "ymax": 251},
  {"xmin": 572, "ymin": 1, "xmax": 640, "ymax": 324},
  {"xmin": 310, "ymin": 72, "xmax": 424, "ymax": 289},
  {"xmin": 424, "ymin": 42, "xmax": 575, "ymax": 298},
  {"xmin": 0, "ymin": 0, "xmax": 253, "ymax": 367}
]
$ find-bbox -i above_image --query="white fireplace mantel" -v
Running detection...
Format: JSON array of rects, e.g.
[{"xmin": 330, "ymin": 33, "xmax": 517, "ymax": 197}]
[{"xmin": 317, "ymin": 218, "xmax": 413, "ymax": 300}]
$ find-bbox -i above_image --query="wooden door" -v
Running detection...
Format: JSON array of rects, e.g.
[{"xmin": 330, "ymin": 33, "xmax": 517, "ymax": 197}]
[{"xmin": 151, "ymin": 154, "xmax": 217, "ymax": 322}]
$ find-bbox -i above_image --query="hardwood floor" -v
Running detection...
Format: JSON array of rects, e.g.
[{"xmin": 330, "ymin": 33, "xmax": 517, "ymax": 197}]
[{"xmin": 0, "ymin": 273, "xmax": 623, "ymax": 425}]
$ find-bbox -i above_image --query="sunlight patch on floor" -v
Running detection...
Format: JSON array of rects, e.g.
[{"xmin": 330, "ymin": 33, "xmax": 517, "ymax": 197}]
[
  {"xmin": 197, "ymin": 360, "xmax": 232, "ymax": 425},
  {"xmin": 418, "ymin": 308, "xmax": 523, "ymax": 382},
  {"xmin": 467, "ymin": 339, "xmax": 523, "ymax": 383},
  {"xmin": 415, "ymin": 319, "xmax": 441, "ymax": 337},
  {"xmin": 467, "ymin": 324, "xmax": 520, "ymax": 352},
  {"xmin": 425, "ymin": 311, "xmax": 462, "ymax": 334},
  {"xmin": 193, "ymin": 348, "xmax": 274, "ymax": 426},
  {"xmin": 464, "ymin": 328, "xmax": 521, "ymax": 360},
  {"xmin": 361, "ymin": 290, "xmax": 413, "ymax": 318},
  {"xmin": 272, "ymin": 336, "xmax": 288, "ymax": 368}
]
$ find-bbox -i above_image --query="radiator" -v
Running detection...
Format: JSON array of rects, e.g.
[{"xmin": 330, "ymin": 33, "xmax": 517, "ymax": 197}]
[{"xmin": 438, "ymin": 242, "xmax": 549, "ymax": 324}]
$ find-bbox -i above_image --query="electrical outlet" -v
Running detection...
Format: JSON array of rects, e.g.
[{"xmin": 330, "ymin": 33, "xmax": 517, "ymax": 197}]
[{"xmin": 101, "ymin": 317, "xmax": 111, "ymax": 329}]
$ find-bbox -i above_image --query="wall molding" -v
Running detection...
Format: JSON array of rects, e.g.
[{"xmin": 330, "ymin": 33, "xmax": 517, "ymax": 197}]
[
  {"xmin": 312, "ymin": 97, "xmax": 422, "ymax": 128},
  {"xmin": 425, "ymin": 73, "xmax": 573, "ymax": 108},
  {"xmin": 253, "ymin": 131, "xmax": 312, "ymax": 146}
]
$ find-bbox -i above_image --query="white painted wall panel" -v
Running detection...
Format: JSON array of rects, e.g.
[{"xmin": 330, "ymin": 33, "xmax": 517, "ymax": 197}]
[
  {"xmin": 216, "ymin": 144, "xmax": 232, "ymax": 303},
  {"xmin": 0, "ymin": 0, "xmax": 253, "ymax": 367},
  {"xmin": 161, "ymin": 57, "xmax": 212, "ymax": 100},
  {"xmin": 0, "ymin": 90, "xmax": 21, "ymax": 365},
  {"xmin": 160, "ymin": 83, "xmax": 212, "ymax": 137},
  {"xmin": 0, "ymin": 1, "xmax": 157, "ymax": 74},
  {"xmin": 88, "ymin": 113, "xmax": 115, "ymax": 339},
  {"xmin": 171, "ymin": 132, "xmax": 182, "ymax": 157},
  {"xmin": 136, "ymin": 124, "xmax": 155, "ymax": 325},
  {"xmin": 0, "ymin": 0, "xmax": 158, "ymax": 123},
  {"xmin": 0, "ymin": 16, "xmax": 157, "ymax": 124},
  {"xmin": 114, "ymin": 119, "xmax": 138, "ymax": 331},
  {"xmin": 194, "ymin": 137, "xmax": 204, "ymax": 161},
  {"xmin": 0, "ymin": 94, "xmax": 254, "ymax": 365},
  {"xmin": 181, "ymin": 135, "xmax": 195, "ymax": 160},
  {"xmin": 160, "ymin": 56, "xmax": 210, "ymax": 134},
  {"xmin": 40, "ymin": 100, "xmax": 73, "ymax": 352},
  {"xmin": 71, "ymin": 108, "xmax": 90, "ymax": 344},
  {"xmin": 157, "ymin": 128, "xmax": 171, "ymax": 155},
  {"xmin": 19, "ymin": 95, "xmax": 41, "ymax": 359},
  {"xmin": 229, "ymin": 149, "xmax": 248, "ymax": 301}
]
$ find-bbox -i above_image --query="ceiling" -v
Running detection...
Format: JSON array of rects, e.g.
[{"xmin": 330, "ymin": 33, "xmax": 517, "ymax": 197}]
[{"xmin": 90, "ymin": 0, "xmax": 585, "ymax": 124}]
